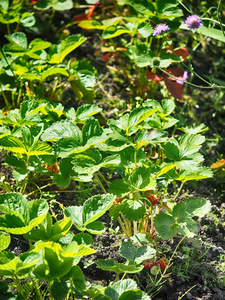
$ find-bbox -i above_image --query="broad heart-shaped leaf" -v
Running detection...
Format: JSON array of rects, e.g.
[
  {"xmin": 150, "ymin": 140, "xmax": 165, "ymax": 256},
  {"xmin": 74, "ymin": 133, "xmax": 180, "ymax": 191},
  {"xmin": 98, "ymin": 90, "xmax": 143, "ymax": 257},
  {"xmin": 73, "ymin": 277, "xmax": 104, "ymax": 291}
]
[
  {"xmin": 83, "ymin": 194, "xmax": 114, "ymax": 226},
  {"xmin": 119, "ymin": 242, "xmax": 155, "ymax": 263},
  {"xmin": 105, "ymin": 279, "xmax": 138, "ymax": 300},
  {"xmin": 0, "ymin": 193, "xmax": 48, "ymax": 234},
  {"xmin": 121, "ymin": 200, "xmax": 145, "ymax": 221},
  {"xmin": 41, "ymin": 120, "xmax": 82, "ymax": 142},
  {"xmin": 109, "ymin": 179, "xmax": 132, "ymax": 197},
  {"xmin": 127, "ymin": 107, "xmax": 158, "ymax": 135},
  {"xmin": 130, "ymin": 167, "xmax": 156, "ymax": 191},
  {"xmin": 154, "ymin": 213, "xmax": 178, "ymax": 239},
  {"xmin": 0, "ymin": 232, "xmax": 11, "ymax": 251}
]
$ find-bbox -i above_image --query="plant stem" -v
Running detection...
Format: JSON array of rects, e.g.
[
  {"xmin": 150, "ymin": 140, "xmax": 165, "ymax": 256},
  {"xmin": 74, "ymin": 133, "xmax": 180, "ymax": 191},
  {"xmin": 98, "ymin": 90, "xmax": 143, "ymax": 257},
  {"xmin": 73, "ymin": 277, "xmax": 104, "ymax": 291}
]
[
  {"xmin": 27, "ymin": 182, "xmax": 55, "ymax": 197},
  {"xmin": 94, "ymin": 173, "xmax": 107, "ymax": 194},
  {"xmin": 172, "ymin": 181, "xmax": 185, "ymax": 202},
  {"xmin": 98, "ymin": 170, "xmax": 110, "ymax": 187},
  {"xmin": 118, "ymin": 216, "xmax": 129, "ymax": 238}
]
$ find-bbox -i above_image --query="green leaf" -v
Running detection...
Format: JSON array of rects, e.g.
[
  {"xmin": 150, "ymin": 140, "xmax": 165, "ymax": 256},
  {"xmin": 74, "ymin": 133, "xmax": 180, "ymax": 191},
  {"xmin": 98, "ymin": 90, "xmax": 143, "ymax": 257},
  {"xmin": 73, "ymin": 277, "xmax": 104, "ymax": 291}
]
[
  {"xmin": 35, "ymin": 0, "xmax": 73, "ymax": 10},
  {"xmin": 176, "ymin": 167, "xmax": 213, "ymax": 182},
  {"xmin": 0, "ymin": 232, "xmax": 11, "ymax": 251},
  {"xmin": 53, "ymin": 0, "xmax": 73, "ymax": 10},
  {"xmin": 134, "ymin": 129, "xmax": 168, "ymax": 149},
  {"xmin": 42, "ymin": 120, "xmax": 82, "ymax": 142},
  {"xmin": 77, "ymin": 70, "xmax": 96, "ymax": 89},
  {"xmin": 16, "ymin": 252, "xmax": 41, "ymax": 276},
  {"xmin": 76, "ymin": 104, "xmax": 102, "ymax": 121},
  {"xmin": 85, "ymin": 221, "xmax": 105, "ymax": 234},
  {"xmin": 51, "ymin": 280, "xmax": 69, "ymax": 300},
  {"xmin": 95, "ymin": 260, "xmax": 143, "ymax": 275},
  {"xmin": 162, "ymin": 138, "xmax": 180, "ymax": 160},
  {"xmin": 0, "ymin": 252, "xmax": 17, "ymax": 276},
  {"xmin": 73, "ymin": 232, "xmax": 93, "ymax": 246},
  {"xmin": 78, "ymin": 20, "xmax": 107, "ymax": 30},
  {"xmin": 161, "ymin": 99, "xmax": 176, "ymax": 115},
  {"xmin": 121, "ymin": 200, "xmax": 145, "ymax": 221},
  {"xmin": 5, "ymin": 156, "xmax": 26, "ymax": 169},
  {"xmin": 180, "ymin": 23, "xmax": 225, "ymax": 43},
  {"xmin": 41, "ymin": 67, "xmax": 69, "ymax": 80},
  {"xmin": 128, "ymin": 107, "xmax": 158, "ymax": 134},
  {"xmin": 127, "ymin": 0, "xmax": 155, "ymax": 16},
  {"xmin": 0, "ymin": 0, "xmax": 9, "ymax": 11},
  {"xmin": 154, "ymin": 213, "xmax": 177, "ymax": 239},
  {"xmin": 27, "ymin": 142, "xmax": 52, "ymax": 156},
  {"xmin": 70, "ymin": 265, "xmax": 86, "ymax": 291},
  {"xmin": 0, "ymin": 193, "xmax": 48, "ymax": 234},
  {"xmin": 173, "ymin": 197, "xmax": 211, "ymax": 220},
  {"xmin": 137, "ymin": 22, "xmax": 153, "ymax": 38},
  {"xmin": 82, "ymin": 118, "xmax": 103, "ymax": 145},
  {"xmin": 24, "ymin": 215, "xmax": 72, "ymax": 242},
  {"xmin": 33, "ymin": 242, "xmax": 74, "ymax": 281},
  {"xmin": 102, "ymin": 25, "xmax": 131, "ymax": 39},
  {"xmin": 105, "ymin": 279, "xmax": 138, "ymax": 300},
  {"xmin": 119, "ymin": 289, "xmax": 151, "ymax": 300},
  {"xmin": 83, "ymin": 194, "xmax": 114, "ymax": 226},
  {"xmin": 109, "ymin": 179, "xmax": 131, "ymax": 197},
  {"xmin": 59, "ymin": 35, "xmax": 86, "ymax": 63},
  {"xmin": 0, "ymin": 136, "xmax": 26, "ymax": 154},
  {"xmin": 130, "ymin": 167, "xmax": 156, "ymax": 191},
  {"xmin": 64, "ymin": 206, "xmax": 84, "ymax": 229},
  {"xmin": 119, "ymin": 242, "xmax": 155, "ymax": 263},
  {"xmin": 5, "ymin": 32, "xmax": 27, "ymax": 52}
]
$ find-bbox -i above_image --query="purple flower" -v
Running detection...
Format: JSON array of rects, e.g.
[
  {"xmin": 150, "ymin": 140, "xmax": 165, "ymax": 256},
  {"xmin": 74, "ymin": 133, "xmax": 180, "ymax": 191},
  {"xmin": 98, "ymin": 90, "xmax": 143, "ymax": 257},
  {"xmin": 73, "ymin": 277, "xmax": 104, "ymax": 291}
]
[
  {"xmin": 153, "ymin": 24, "xmax": 170, "ymax": 36},
  {"xmin": 176, "ymin": 71, "xmax": 188, "ymax": 85},
  {"xmin": 185, "ymin": 15, "xmax": 203, "ymax": 29}
]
